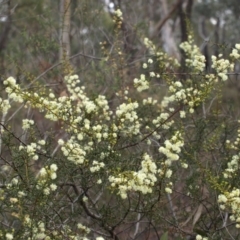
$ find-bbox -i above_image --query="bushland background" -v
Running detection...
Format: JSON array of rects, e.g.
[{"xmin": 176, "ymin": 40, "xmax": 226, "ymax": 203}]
[{"xmin": 1, "ymin": 0, "xmax": 240, "ymax": 240}]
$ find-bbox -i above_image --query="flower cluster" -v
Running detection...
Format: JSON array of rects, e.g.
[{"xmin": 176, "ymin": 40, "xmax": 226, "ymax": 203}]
[
  {"xmin": 5, "ymin": 233, "xmax": 14, "ymax": 240},
  {"xmin": 3, "ymin": 77, "xmax": 24, "ymax": 103},
  {"xmin": 211, "ymin": 55, "xmax": 233, "ymax": 81},
  {"xmin": 143, "ymin": 38, "xmax": 156, "ymax": 55},
  {"xmin": 19, "ymin": 139, "xmax": 46, "ymax": 161},
  {"xmin": 20, "ymin": 216, "xmax": 93, "ymax": 240},
  {"xmin": 90, "ymin": 160, "xmax": 105, "ymax": 173},
  {"xmin": 0, "ymin": 97, "xmax": 10, "ymax": 114},
  {"xmin": 22, "ymin": 119, "xmax": 34, "ymax": 130},
  {"xmin": 168, "ymin": 79, "xmax": 209, "ymax": 113},
  {"xmin": 223, "ymin": 124, "xmax": 240, "ymax": 178},
  {"xmin": 5, "ymin": 177, "xmax": 28, "ymax": 202},
  {"xmin": 133, "ymin": 74, "xmax": 149, "ymax": 92},
  {"xmin": 223, "ymin": 153, "xmax": 240, "ymax": 179},
  {"xmin": 159, "ymin": 131, "xmax": 184, "ymax": 166},
  {"xmin": 59, "ymin": 138, "xmax": 87, "ymax": 165},
  {"xmin": 109, "ymin": 153, "xmax": 157, "ymax": 199},
  {"xmin": 23, "ymin": 218, "xmax": 47, "ymax": 240},
  {"xmin": 196, "ymin": 235, "xmax": 208, "ymax": 240},
  {"xmin": 36, "ymin": 164, "xmax": 58, "ymax": 195},
  {"xmin": 115, "ymin": 101, "xmax": 140, "ymax": 136},
  {"xmin": 114, "ymin": 9, "xmax": 123, "ymax": 20},
  {"xmin": 218, "ymin": 189, "xmax": 240, "ymax": 228},
  {"xmin": 158, "ymin": 132, "xmax": 184, "ymax": 194},
  {"xmin": 180, "ymin": 36, "xmax": 206, "ymax": 72},
  {"xmin": 77, "ymin": 223, "xmax": 91, "ymax": 238},
  {"xmin": 143, "ymin": 97, "xmax": 157, "ymax": 106},
  {"xmin": 113, "ymin": 9, "xmax": 123, "ymax": 29},
  {"xmin": 230, "ymin": 44, "xmax": 240, "ymax": 60}
]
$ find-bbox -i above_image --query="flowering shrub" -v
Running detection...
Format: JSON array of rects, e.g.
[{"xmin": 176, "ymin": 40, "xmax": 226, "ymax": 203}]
[{"xmin": 1, "ymin": 8, "xmax": 240, "ymax": 240}]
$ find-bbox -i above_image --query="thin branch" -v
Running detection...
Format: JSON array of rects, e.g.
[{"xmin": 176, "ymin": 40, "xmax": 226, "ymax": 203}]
[
  {"xmin": 60, "ymin": 182, "xmax": 101, "ymax": 220},
  {"xmin": 25, "ymin": 51, "xmax": 103, "ymax": 89},
  {"xmin": 150, "ymin": 0, "xmax": 184, "ymax": 39},
  {"xmin": 133, "ymin": 212, "xmax": 141, "ymax": 238},
  {"xmin": 0, "ymin": 112, "xmax": 7, "ymax": 155},
  {"xmin": 167, "ymin": 193, "xmax": 178, "ymax": 225},
  {"xmin": 117, "ymin": 105, "xmax": 183, "ymax": 150}
]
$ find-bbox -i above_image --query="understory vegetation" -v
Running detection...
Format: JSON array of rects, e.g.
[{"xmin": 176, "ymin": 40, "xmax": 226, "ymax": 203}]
[{"xmin": 1, "ymin": 1, "xmax": 240, "ymax": 240}]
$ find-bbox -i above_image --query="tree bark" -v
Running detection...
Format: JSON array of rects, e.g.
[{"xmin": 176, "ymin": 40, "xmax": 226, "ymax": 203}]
[
  {"xmin": 159, "ymin": 0, "xmax": 180, "ymax": 60},
  {"xmin": 59, "ymin": 0, "xmax": 71, "ymax": 62}
]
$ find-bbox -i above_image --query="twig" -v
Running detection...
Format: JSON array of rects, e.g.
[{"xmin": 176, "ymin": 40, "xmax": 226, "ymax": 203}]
[
  {"xmin": 150, "ymin": 0, "xmax": 184, "ymax": 39},
  {"xmin": 167, "ymin": 193, "xmax": 178, "ymax": 225},
  {"xmin": 118, "ymin": 105, "xmax": 183, "ymax": 150},
  {"xmin": 133, "ymin": 212, "xmax": 141, "ymax": 238},
  {"xmin": 0, "ymin": 112, "xmax": 7, "ymax": 155},
  {"xmin": 25, "ymin": 52, "xmax": 104, "ymax": 89}
]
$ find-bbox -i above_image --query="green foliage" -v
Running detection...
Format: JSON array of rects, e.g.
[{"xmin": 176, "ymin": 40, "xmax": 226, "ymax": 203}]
[
  {"xmin": 1, "ymin": 1, "xmax": 240, "ymax": 240},
  {"xmin": 160, "ymin": 232, "xmax": 168, "ymax": 240}
]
